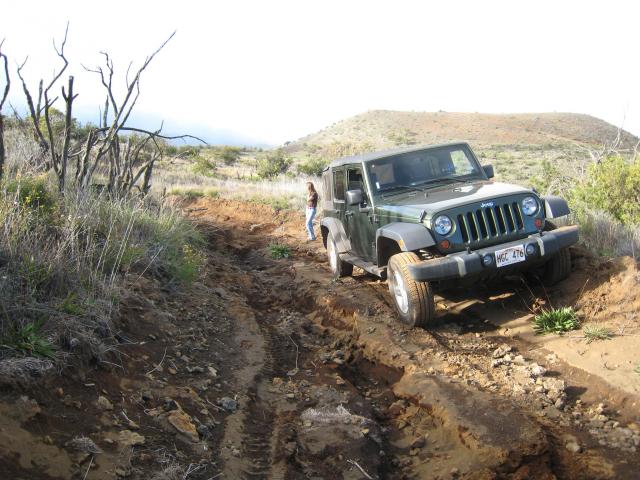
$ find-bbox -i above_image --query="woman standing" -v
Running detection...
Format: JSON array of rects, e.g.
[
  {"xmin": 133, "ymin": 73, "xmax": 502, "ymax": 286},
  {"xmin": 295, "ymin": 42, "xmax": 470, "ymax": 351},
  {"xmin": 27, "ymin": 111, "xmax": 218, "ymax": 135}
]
[{"xmin": 305, "ymin": 182, "xmax": 318, "ymax": 241}]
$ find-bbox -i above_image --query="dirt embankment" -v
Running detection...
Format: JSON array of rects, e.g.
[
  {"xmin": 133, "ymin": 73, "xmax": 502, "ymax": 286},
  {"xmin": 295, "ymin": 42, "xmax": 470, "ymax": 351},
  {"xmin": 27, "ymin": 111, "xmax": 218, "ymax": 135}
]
[{"xmin": 0, "ymin": 197, "xmax": 639, "ymax": 479}]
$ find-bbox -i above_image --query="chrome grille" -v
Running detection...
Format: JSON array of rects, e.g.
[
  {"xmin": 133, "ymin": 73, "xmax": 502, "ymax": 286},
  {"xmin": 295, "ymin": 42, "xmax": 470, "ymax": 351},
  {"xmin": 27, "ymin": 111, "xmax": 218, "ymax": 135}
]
[{"xmin": 457, "ymin": 202, "xmax": 525, "ymax": 243}]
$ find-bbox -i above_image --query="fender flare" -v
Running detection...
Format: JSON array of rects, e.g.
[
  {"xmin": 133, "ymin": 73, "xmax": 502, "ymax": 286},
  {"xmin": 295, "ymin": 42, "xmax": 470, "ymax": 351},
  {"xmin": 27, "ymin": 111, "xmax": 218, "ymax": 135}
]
[
  {"xmin": 320, "ymin": 217, "xmax": 351, "ymax": 253},
  {"xmin": 376, "ymin": 222, "xmax": 436, "ymax": 265},
  {"xmin": 542, "ymin": 196, "xmax": 571, "ymax": 218}
]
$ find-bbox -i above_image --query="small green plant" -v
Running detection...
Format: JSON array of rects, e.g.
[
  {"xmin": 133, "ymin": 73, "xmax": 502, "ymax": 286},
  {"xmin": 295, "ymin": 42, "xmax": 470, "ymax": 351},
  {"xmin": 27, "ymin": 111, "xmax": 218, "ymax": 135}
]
[
  {"xmin": 269, "ymin": 243, "xmax": 291, "ymax": 259},
  {"xmin": 5, "ymin": 175, "xmax": 58, "ymax": 215},
  {"xmin": 58, "ymin": 293, "xmax": 86, "ymax": 316},
  {"xmin": 533, "ymin": 306, "xmax": 580, "ymax": 335},
  {"xmin": 634, "ymin": 363, "xmax": 640, "ymax": 375},
  {"xmin": 582, "ymin": 324, "xmax": 612, "ymax": 344},
  {"xmin": 1, "ymin": 321, "xmax": 55, "ymax": 359}
]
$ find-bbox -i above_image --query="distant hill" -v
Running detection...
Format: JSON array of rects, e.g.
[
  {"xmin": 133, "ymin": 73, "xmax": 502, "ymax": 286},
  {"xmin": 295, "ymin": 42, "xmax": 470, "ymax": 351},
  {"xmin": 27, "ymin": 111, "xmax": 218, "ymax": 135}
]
[
  {"xmin": 284, "ymin": 110, "xmax": 638, "ymax": 187},
  {"xmin": 286, "ymin": 110, "xmax": 637, "ymax": 154}
]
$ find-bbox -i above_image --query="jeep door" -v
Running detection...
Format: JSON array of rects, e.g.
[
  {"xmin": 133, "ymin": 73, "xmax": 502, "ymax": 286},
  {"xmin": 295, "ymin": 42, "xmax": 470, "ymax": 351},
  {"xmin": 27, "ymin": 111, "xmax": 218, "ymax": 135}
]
[
  {"xmin": 345, "ymin": 166, "xmax": 376, "ymax": 260},
  {"xmin": 331, "ymin": 165, "xmax": 347, "ymax": 223}
]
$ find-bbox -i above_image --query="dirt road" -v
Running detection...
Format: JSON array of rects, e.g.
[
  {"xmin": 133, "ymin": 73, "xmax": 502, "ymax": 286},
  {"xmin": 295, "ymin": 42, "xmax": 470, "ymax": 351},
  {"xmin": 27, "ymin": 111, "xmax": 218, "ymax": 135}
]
[{"xmin": 0, "ymin": 198, "xmax": 638, "ymax": 479}]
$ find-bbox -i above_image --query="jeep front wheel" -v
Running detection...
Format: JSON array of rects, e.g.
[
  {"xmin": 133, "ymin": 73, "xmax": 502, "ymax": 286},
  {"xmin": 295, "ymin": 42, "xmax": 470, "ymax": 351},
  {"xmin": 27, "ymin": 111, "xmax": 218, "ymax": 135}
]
[
  {"xmin": 541, "ymin": 247, "xmax": 571, "ymax": 285},
  {"xmin": 387, "ymin": 252, "xmax": 435, "ymax": 328},
  {"xmin": 326, "ymin": 233, "xmax": 353, "ymax": 278}
]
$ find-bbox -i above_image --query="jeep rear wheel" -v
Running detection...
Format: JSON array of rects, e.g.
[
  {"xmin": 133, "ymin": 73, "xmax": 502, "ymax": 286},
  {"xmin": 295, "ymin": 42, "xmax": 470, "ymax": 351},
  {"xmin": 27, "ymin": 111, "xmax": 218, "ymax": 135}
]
[
  {"xmin": 387, "ymin": 252, "xmax": 435, "ymax": 328},
  {"xmin": 326, "ymin": 233, "xmax": 353, "ymax": 278}
]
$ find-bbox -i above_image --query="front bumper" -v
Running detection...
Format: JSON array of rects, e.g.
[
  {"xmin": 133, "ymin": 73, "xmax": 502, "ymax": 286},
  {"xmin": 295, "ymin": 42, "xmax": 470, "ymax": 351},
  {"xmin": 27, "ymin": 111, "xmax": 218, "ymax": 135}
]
[{"xmin": 408, "ymin": 225, "xmax": 579, "ymax": 282}]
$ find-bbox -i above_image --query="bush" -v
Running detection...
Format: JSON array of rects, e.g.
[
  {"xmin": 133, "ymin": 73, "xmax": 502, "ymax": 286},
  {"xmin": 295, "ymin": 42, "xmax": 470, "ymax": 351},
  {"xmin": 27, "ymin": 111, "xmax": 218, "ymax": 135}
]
[
  {"xmin": 192, "ymin": 155, "xmax": 217, "ymax": 177},
  {"xmin": 216, "ymin": 146, "xmax": 242, "ymax": 165},
  {"xmin": 256, "ymin": 149, "xmax": 292, "ymax": 179},
  {"xmin": 4, "ymin": 175, "xmax": 58, "ymax": 215},
  {"xmin": 570, "ymin": 155, "xmax": 640, "ymax": 226},
  {"xmin": 297, "ymin": 157, "xmax": 328, "ymax": 177}
]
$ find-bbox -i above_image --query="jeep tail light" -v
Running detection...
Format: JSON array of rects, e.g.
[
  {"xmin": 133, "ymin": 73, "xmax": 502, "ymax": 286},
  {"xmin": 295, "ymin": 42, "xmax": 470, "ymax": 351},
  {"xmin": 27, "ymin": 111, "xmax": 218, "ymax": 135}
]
[
  {"xmin": 535, "ymin": 218, "xmax": 543, "ymax": 229},
  {"xmin": 439, "ymin": 239, "xmax": 451, "ymax": 250}
]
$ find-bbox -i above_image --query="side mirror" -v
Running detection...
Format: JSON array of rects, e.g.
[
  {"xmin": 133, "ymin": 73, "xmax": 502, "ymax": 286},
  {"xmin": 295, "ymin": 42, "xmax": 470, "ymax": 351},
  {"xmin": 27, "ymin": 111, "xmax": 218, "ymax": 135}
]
[
  {"xmin": 346, "ymin": 189, "xmax": 363, "ymax": 206},
  {"xmin": 482, "ymin": 164, "xmax": 495, "ymax": 179}
]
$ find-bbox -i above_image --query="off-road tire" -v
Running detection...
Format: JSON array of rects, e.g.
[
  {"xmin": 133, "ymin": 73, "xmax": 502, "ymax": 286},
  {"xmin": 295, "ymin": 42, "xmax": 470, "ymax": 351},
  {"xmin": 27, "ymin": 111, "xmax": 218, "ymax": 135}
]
[
  {"xmin": 541, "ymin": 247, "xmax": 571, "ymax": 286},
  {"xmin": 387, "ymin": 252, "xmax": 435, "ymax": 328},
  {"xmin": 326, "ymin": 233, "xmax": 353, "ymax": 278}
]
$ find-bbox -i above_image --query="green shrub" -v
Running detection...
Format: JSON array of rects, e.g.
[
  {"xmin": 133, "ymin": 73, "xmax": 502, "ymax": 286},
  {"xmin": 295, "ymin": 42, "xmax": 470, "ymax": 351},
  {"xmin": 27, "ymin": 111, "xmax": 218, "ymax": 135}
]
[
  {"xmin": 166, "ymin": 243, "xmax": 205, "ymax": 283},
  {"xmin": 297, "ymin": 157, "xmax": 328, "ymax": 177},
  {"xmin": 533, "ymin": 306, "xmax": 580, "ymax": 335},
  {"xmin": 192, "ymin": 155, "xmax": 217, "ymax": 177},
  {"xmin": 570, "ymin": 155, "xmax": 640, "ymax": 226},
  {"xmin": 4, "ymin": 175, "xmax": 58, "ymax": 215},
  {"xmin": 216, "ymin": 146, "xmax": 242, "ymax": 165},
  {"xmin": 269, "ymin": 243, "xmax": 291, "ymax": 259},
  {"xmin": 256, "ymin": 149, "xmax": 292, "ymax": 179},
  {"xmin": 1, "ymin": 321, "xmax": 55, "ymax": 359}
]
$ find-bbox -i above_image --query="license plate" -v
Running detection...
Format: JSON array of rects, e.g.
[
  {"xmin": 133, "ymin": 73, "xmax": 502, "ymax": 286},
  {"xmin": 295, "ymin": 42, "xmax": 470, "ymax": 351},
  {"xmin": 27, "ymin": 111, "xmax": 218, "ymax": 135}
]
[{"xmin": 495, "ymin": 245, "xmax": 526, "ymax": 268}]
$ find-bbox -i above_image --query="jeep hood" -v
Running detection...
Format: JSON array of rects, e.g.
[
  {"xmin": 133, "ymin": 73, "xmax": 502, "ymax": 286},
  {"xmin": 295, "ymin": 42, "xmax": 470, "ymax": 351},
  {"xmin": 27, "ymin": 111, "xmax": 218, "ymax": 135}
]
[{"xmin": 375, "ymin": 181, "xmax": 532, "ymax": 220}]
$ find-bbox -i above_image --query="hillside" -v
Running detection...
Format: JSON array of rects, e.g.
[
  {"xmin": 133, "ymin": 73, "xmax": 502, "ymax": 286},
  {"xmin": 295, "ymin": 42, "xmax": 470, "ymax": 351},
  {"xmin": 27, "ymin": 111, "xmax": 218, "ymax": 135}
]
[
  {"xmin": 284, "ymin": 110, "xmax": 639, "ymax": 186},
  {"xmin": 288, "ymin": 110, "xmax": 638, "ymax": 152}
]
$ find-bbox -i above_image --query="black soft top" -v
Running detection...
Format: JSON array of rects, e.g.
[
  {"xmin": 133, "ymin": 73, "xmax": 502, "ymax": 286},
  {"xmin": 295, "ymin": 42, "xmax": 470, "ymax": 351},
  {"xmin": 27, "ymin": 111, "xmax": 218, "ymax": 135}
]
[{"xmin": 326, "ymin": 142, "xmax": 471, "ymax": 170}]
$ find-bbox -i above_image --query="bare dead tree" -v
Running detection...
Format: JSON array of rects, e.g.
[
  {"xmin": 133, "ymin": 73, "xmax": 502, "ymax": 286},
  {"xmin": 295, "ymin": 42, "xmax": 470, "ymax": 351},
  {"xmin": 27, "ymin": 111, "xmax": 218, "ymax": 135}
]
[
  {"xmin": 0, "ymin": 39, "xmax": 10, "ymax": 180},
  {"xmin": 16, "ymin": 23, "xmax": 69, "ymax": 170},
  {"xmin": 10, "ymin": 27, "xmax": 203, "ymax": 194},
  {"xmin": 77, "ymin": 31, "xmax": 205, "ymax": 194}
]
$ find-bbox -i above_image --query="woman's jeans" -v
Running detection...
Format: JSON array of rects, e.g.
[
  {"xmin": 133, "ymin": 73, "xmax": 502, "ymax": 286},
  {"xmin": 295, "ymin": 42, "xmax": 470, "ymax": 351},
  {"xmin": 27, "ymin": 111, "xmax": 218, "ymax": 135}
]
[{"xmin": 305, "ymin": 207, "xmax": 317, "ymax": 240}]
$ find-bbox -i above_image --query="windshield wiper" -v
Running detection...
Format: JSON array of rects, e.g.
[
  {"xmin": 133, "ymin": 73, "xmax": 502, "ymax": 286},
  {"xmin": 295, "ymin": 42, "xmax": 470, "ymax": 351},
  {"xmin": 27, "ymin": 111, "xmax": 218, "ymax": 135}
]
[
  {"xmin": 416, "ymin": 176, "xmax": 471, "ymax": 187},
  {"xmin": 379, "ymin": 185, "xmax": 424, "ymax": 197}
]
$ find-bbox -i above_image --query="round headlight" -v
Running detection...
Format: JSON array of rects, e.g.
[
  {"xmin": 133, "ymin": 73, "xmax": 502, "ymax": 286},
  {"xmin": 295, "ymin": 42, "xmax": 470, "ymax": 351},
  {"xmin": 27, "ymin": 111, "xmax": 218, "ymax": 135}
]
[
  {"xmin": 521, "ymin": 196, "xmax": 538, "ymax": 216},
  {"xmin": 433, "ymin": 215, "xmax": 453, "ymax": 235}
]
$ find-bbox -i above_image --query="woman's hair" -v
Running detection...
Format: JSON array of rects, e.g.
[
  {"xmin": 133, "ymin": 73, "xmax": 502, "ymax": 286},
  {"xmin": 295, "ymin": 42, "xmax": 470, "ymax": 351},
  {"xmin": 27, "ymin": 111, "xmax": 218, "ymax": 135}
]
[{"xmin": 307, "ymin": 182, "xmax": 316, "ymax": 193}]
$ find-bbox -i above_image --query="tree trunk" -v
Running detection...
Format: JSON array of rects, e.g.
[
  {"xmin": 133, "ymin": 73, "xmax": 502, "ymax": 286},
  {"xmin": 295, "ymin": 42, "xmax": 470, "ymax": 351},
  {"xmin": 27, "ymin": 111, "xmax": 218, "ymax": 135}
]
[
  {"xmin": 0, "ymin": 114, "xmax": 5, "ymax": 181},
  {"xmin": 59, "ymin": 75, "xmax": 74, "ymax": 192}
]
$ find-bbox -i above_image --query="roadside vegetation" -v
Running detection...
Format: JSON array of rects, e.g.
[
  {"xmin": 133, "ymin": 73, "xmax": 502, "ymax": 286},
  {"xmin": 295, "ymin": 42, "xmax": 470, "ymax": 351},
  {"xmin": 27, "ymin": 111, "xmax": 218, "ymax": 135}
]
[
  {"xmin": 533, "ymin": 306, "xmax": 580, "ymax": 335},
  {"xmin": 0, "ymin": 32, "xmax": 205, "ymax": 374}
]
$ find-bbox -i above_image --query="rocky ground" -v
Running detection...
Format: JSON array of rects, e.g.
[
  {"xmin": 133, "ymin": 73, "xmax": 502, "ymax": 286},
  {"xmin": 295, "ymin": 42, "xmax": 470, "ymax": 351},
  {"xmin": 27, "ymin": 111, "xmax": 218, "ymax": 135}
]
[{"xmin": 0, "ymin": 197, "xmax": 639, "ymax": 479}]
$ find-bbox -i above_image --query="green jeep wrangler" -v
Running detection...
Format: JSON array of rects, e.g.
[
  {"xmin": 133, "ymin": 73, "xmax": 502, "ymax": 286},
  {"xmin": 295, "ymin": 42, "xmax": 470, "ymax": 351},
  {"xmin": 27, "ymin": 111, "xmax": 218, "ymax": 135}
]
[{"xmin": 320, "ymin": 142, "xmax": 578, "ymax": 327}]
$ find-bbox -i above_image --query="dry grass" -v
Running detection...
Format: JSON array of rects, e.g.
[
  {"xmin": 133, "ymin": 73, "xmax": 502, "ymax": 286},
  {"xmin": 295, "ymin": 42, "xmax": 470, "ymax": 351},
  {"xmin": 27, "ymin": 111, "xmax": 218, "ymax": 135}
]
[
  {"xmin": 573, "ymin": 210, "xmax": 640, "ymax": 258},
  {"xmin": 156, "ymin": 165, "xmax": 314, "ymax": 211},
  {"xmin": 0, "ymin": 131, "xmax": 204, "ymax": 372}
]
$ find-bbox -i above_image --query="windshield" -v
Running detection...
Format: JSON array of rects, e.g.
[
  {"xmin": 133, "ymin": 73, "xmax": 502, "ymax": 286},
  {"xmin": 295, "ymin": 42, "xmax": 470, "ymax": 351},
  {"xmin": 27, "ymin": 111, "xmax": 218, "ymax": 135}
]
[{"xmin": 366, "ymin": 145, "xmax": 484, "ymax": 196}]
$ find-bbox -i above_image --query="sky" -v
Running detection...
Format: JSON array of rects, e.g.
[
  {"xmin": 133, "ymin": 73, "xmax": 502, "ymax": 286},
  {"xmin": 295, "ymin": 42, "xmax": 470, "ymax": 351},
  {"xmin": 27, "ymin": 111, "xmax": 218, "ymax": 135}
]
[{"xmin": 2, "ymin": 0, "xmax": 640, "ymax": 146}]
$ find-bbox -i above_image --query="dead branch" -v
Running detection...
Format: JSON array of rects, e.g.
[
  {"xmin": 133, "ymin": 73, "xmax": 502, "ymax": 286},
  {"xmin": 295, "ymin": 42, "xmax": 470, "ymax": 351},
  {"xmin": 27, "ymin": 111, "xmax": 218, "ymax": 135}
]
[
  {"xmin": 80, "ymin": 32, "xmax": 178, "ymax": 189},
  {"xmin": 59, "ymin": 75, "xmax": 77, "ymax": 192},
  {"xmin": 16, "ymin": 24, "xmax": 70, "ymax": 167},
  {"xmin": 0, "ymin": 38, "xmax": 10, "ymax": 180},
  {"xmin": 44, "ymin": 22, "xmax": 69, "ymax": 101},
  {"xmin": 16, "ymin": 58, "xmax": 49, "ymax": 155}
]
